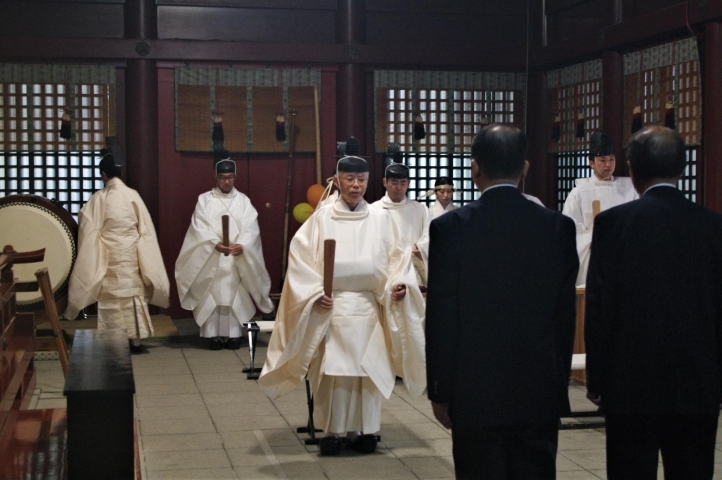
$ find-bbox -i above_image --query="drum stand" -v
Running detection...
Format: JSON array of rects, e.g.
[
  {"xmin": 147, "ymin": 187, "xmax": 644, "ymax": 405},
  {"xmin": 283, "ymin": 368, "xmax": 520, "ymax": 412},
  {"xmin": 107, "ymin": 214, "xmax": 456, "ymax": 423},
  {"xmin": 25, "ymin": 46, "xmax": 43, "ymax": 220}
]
[
  {"xmin": 241, "ymin": 321, "xmax": 322, "ymax": 444},
  {"xmin": 78, "ymin": 307, "xmax": 97, "ymax": 319},
  {"xmin": 296, "ymin": 379, "xmax": 322, "ymax": 445}
]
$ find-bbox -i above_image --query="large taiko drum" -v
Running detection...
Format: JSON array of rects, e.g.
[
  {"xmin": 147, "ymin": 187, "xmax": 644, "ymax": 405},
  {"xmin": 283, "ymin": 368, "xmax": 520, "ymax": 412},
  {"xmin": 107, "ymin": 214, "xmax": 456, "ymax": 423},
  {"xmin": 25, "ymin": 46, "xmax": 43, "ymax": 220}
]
[{"xmin": 0, "ymin": 195, "xmax": 78, "ymax": 312}]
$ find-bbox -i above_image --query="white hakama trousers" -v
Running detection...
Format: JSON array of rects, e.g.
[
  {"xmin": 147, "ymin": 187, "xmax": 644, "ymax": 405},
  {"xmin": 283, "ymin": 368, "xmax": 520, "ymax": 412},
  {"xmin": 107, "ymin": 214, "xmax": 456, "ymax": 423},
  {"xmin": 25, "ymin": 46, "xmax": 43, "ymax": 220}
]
[
  {"xmin": 310, "ymin": 290, "xmax": 391, "ymax": 435},
  {"xmin": 98, "ymin": 249, "xmax": 154, "ymax": 339},
  {"xmin": 197, "ymin": 252, "xmax": 246, "ymax": 339},
  {"xmin": 200, "ymin": 305, "xmax": 242, "ymax": 338},
  {"xmin": 97, "ymin": 296, "xmax": 153, "ymax": 339},
  {"xmin": 314, "ymin": 375, "xmax": 383, "ymax": 435}
]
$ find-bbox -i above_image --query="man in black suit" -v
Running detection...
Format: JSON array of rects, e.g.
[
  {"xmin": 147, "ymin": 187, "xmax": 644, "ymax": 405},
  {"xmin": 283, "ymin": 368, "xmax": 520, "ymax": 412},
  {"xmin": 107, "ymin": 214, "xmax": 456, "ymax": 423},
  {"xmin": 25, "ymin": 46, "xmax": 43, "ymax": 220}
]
[
  {"xmin": 426, "ymin": 124, "xmax": 578, "ymax": 479},
  {"xmin": 585, "ymin": 125, "xmax": 722, "ymax": 480}
]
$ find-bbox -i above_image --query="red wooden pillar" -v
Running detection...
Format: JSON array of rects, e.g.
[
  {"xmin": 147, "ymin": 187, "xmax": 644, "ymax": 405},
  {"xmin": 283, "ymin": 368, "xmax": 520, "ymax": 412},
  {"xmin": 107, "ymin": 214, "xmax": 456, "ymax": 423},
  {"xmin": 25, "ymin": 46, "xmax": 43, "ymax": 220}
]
[
  {"xmin": 525, "ymin": 70, "xmax": 553, "ymax": 208},
  {"xmin": 602, "ymin": 50, "xmax": 626, "ymax": 176},
  {"xmin": 524, "ymin": 0, "xmax": 553, "ymax": 207},
  {"xmin": 124, "ymin": 0, "xmax": 159, "ymax": 225},
  {"xmin": 703, "ymin": 22, "xmax": 722, "ymax": 213},
  {"xmin": 336, "ymin": 0, "xmax": 366, "ymax": 155}
]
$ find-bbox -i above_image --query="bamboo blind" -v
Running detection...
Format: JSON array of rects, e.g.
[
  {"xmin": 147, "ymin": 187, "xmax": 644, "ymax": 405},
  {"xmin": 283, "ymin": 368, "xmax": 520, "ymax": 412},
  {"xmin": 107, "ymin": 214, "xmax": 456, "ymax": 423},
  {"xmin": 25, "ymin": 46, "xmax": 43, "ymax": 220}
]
[
  {"xmin": 252, "ymin": 87, "xmax": 283, "ymax": 153},
  {"xmin": 176, "ymin": 84, "xmax": 317, "ymax": 153},
  {"xmin": 177, "ymin": 85, "xmax": 211, "ymax": 152},
  {"xmin": 216, "ymin": 86, "xmax": 247, "ymax": 152},
  {"xmin": 288, "ymin": 86, "xmax": 317, "ymax": 153}
]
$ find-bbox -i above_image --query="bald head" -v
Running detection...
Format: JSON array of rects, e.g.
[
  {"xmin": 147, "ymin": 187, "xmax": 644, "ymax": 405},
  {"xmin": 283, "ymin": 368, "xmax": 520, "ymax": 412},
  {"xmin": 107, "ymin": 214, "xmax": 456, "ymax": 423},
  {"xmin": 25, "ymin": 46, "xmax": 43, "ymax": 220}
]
[
  {"xmin": 471, "ymin": 124, "xmax": 527, "ymax": 180},
  {"xmin": 627, "ymin": 126, "xmax": 685, "ymax": 187}
]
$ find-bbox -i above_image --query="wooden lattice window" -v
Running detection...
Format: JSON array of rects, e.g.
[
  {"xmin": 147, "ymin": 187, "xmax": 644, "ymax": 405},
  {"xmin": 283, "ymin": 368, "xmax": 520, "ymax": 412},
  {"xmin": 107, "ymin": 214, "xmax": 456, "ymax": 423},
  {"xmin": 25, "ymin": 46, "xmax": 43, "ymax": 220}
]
[
  {"xmin": 678, "ymin": 147, "xmax": 698, "ymax": 203},
  {"xmin": 0, "ymin": 151, "xmax": 103, "ymax": 221},
  {"xmin": 417, "ymin": 89, "xmax": 450, "ymax": 152},
  {"xmin": 0, "ymin": 82, "xmax": 114, "ymax": 152},
  {"xmin": 641, "ymin": 69, "xmax": 657, "ymax": 125},
  {"xmin": 555, "ymin": 150, "xmax": 590, "ymax": 211},
  {"xmin": 676, "ymin": 61, "xmax": 699, "ymax": 144},
  {"xmin": 623, "ymin": 50, "xmax": 700, "ymax": 147},
  {"xmin": 552, "ymin": 79, "xmax": 601, "ymax": 152},
  {"xmin": 378, "ymin": 88, "xmax": 414, "ymax": 152},
  {"xmin": 74, "ymin": 84, "xmax": 114, "ymax": 151},
  {"xmin": 389, "ymin": 152, "xmax": 480, "ymax": 206},
  {"xmin": 377, "ymin": 87, "xmax": 523, "ymax": 154},
  {"xmin": 0, "ymin": 83, "xmax": 32, "ymax": 151}
]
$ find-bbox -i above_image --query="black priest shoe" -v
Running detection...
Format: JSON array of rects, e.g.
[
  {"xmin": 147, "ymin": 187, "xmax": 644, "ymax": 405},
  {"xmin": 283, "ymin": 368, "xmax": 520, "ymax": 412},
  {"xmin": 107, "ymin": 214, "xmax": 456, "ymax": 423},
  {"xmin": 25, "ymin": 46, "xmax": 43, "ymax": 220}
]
[
  {"xmin": 319, "ymin": 436, "xmax": 342, "ymax": 456},
  {"xmin": 225, "ymin": 337, "xmax": 242, "ymax": 350},
  {"xmin": 208, "ymin": 337, "xmax": 224, "ymax": 351},
  {"xmin": 351, "ymin": 434, "xmax": 377, "ymax": 454}
]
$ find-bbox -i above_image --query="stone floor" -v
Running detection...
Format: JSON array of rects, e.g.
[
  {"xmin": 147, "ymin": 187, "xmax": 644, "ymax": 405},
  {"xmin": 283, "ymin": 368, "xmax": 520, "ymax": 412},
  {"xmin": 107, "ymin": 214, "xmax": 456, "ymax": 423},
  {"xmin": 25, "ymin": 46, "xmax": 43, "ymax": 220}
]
[{"xmin": 27, "ymin": 319, "xmax": 722, "ymax": 479}]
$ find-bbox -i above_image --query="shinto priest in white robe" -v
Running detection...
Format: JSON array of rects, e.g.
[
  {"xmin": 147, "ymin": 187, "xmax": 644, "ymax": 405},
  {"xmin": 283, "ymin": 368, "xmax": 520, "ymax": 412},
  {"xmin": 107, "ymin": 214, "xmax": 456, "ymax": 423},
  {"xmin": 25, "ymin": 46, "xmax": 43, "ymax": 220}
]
[
  {"xmin": 420, "ymin": 177, "xmax": 458, "ymax": 221},
  {"xmin": 175, "ymin": 187, "xmax": 273, "ymax": 338},
  {"xmin": 259, "ymin": 197, "xmax": 426, "ymax": 435},
  {"xmin": 429, "ymin": 200, "xmax": 458, "ymax": 219},
  {"xmin": 64, "ymin": 177, "xmax": 170, "ymax": 339},
  {"xmin": 562, "ymin": 175, "xmax": 638, "ymax": 285},
  {"xmin": 371, "ymin": 194, "xmax": 431, "ymax": 286}
]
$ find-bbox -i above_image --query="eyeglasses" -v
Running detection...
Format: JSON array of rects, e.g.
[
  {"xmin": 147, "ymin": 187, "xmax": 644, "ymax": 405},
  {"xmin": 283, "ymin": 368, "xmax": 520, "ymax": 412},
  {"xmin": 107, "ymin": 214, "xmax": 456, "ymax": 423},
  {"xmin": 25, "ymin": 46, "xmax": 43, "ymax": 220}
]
[{"xmin": 218, "ymin": 175, "xmax": 235, "ymax": 182}]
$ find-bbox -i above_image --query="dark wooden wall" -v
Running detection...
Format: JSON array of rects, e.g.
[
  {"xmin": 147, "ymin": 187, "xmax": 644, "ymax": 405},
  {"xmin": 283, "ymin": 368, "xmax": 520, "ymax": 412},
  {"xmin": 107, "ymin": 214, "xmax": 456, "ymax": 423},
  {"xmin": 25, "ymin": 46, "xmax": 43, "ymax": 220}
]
[{"xmin": 1, "ymin": 0, "xmax": 721, "ymax": 317}]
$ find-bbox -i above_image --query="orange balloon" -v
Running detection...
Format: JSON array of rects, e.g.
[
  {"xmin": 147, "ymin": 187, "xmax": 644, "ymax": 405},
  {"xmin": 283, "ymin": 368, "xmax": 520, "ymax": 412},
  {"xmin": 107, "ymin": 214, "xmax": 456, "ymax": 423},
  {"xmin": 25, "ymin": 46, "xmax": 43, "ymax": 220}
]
[
  {"xmin": 306, "ymin": 184, "xmax": 326, "ymax": 208},
  {"xmin": 292, "ymin": 202, "xmax": 314, "ymax": 223}
]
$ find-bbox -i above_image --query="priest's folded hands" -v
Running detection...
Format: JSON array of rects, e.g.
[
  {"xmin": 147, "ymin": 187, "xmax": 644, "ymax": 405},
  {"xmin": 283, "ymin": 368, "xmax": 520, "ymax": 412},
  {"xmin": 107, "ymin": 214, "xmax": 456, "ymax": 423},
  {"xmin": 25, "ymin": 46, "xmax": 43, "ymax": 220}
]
[
  {"xmin": 215, "ymin": 243, "xmax": 244, "ymax": 256},
  {"xmin": 316, "ymin": 284, "xmax": 406, "ymax": 309}
]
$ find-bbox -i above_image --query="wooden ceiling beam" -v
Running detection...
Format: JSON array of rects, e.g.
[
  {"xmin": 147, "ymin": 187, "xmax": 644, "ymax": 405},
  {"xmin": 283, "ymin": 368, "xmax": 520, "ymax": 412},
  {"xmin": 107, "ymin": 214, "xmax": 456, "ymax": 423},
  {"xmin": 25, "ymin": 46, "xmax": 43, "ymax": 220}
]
[
  {"xmin": 0, "ymin": 37, "xmax": 527, "ymax": 69},
  {"xmin": 534, "ymin": 1, "xmax": 722, "ymax": 68}
]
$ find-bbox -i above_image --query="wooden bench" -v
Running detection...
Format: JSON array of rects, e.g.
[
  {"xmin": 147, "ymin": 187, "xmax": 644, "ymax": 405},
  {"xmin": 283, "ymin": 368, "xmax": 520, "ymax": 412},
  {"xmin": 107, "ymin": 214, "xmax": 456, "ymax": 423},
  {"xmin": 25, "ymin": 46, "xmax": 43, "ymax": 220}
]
[
  {"xmin": 1, "ymin": 245, "xmax": 68, "ymax": 479},
  {"xmin": 64, "ymin": 328, "xmax": 136, "ymax": 480}
]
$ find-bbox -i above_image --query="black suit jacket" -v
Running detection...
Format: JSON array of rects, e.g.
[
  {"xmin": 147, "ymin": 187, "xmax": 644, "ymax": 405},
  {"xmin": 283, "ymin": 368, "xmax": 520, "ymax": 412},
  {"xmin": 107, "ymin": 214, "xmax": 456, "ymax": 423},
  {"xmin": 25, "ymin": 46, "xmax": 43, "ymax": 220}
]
[
  {"xmin": 425, "ymin": 186, "xmax": 578, "ymax": 426},
  {"xmin": 585, "ymin": 186, "xmax": 722, "ymax": 415}
]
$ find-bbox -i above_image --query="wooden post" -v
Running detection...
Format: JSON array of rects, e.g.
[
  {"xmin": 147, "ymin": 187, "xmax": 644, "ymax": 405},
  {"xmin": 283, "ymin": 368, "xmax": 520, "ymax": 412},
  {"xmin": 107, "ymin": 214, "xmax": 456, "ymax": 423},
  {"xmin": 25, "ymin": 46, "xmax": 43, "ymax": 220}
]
[
  {"xmin": 222, "ymin": 215, "xmax": 229, "ymax": 256},
  {"xmin": 323, "ymin": 239, "xmax": 336, "ymax": 297}
]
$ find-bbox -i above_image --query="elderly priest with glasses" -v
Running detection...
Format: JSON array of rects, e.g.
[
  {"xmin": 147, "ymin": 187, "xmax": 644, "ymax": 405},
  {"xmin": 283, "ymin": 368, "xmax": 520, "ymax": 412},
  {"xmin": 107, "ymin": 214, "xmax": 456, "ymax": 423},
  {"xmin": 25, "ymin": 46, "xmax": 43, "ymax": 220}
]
[{"xmin": 259, "ymin": 154, "xmax": 426, "ymax": 457}]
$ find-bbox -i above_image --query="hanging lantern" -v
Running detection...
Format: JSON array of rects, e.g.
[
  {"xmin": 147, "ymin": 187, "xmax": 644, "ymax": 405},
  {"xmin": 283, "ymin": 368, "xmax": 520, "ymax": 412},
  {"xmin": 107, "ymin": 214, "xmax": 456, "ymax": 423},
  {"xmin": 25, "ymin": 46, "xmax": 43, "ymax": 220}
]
[
  {"xmin": 575, "ymin": 110, "xmax": 585, "ymax": 139},
  {"xmin": 631, "ymin": 105, "xmax": 643, "ymax": 134},
  {"xmin": 413, "ymin": 113, "xmax": 426, "ymax": 140},
  {"xmin": 59, "ymin": 107, "xmax": 72, "ymax": 140},
  {"xmin": 212, "ymin": 112, "xmax": 224, "ymax": 150},
  {"xmin": 276, "ymin": 113, "xmax": 287, "ymax": 142},
  {"xmin": 664, "ymin": 95, "xmax": 676, "ymax": 130},
  {"xmin": 551, "ymin": 115, "xmax": 561, "ymax": 142}
]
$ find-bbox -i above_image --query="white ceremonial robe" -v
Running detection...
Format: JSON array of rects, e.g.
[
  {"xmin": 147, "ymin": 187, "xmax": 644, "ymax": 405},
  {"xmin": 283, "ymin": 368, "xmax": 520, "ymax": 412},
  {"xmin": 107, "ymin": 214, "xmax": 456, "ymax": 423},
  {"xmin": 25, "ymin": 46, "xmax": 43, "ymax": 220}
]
[
  {"xmin": 428, "ymin": 200, "xmax": 458, "ymax": 219},
  {"xmin": 371, "ymin": 194, "xmax": 431, "ymax": 286},
  {"xmin": 64, "ymin": 177, "xmax": 170, "ymax": 339},
  {"xmin": 562, "ymin": 175, "xmax": 638, "ymax": 285},
  {"xmin": 315, "ymin": 190, "xmax": 339, "ymax": 210},
  {"xmin": 259, "ymin": 200, "xmax": 426, "ymax": 434},
  {"xmin": 175, "ymin": 187, "xmax": 273, "ymax": 338}
]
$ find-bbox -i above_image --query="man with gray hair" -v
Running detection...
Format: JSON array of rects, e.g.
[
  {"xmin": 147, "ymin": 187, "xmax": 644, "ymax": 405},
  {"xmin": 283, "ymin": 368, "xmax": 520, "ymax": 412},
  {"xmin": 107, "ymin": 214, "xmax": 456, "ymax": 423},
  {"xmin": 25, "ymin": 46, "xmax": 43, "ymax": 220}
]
[
  {"xmin": 426, "ymin": 124, "xmax": 578, "ymax": 478},
  {"xmin": 585, "ymin": 126, "xmax": 722, "ymax": 479}
]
